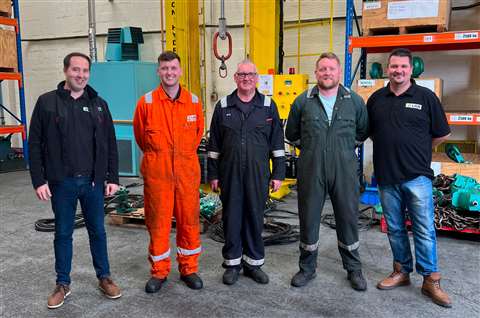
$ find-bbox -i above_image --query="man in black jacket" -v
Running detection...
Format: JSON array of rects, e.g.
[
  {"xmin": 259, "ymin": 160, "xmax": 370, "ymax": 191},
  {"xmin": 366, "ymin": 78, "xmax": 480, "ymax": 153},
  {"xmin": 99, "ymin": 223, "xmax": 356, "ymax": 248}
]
[{"xmin": 28, "ymin": 52, "xmax": 121, "ymax": 309}]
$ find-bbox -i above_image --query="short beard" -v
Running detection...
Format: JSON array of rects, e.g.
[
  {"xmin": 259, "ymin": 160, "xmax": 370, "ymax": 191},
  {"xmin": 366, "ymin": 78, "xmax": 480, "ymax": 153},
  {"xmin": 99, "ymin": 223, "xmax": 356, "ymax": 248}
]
[{"xmin": 318, "ymin": 80, "xmax": 339, "ymax": 90}]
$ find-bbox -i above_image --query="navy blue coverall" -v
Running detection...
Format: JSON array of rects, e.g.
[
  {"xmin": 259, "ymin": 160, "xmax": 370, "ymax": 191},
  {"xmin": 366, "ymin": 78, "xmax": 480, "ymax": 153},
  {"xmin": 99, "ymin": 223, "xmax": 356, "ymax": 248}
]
[{"xmin": 207, "ymin": 90, "xmax": 286, "ymax": 269}]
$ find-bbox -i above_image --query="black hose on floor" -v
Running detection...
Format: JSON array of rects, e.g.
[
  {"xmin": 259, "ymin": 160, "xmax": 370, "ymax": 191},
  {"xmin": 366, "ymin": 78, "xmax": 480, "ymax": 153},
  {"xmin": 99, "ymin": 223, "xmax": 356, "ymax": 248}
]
[{"xmin": 34, "ymin": 183, "xmax": 143, "ymax": 232}]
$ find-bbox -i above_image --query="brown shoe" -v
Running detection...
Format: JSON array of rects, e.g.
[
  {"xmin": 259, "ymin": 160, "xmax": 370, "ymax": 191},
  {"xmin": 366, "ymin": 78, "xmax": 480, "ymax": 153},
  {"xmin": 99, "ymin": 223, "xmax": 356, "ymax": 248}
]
[
  {"xmin": 422, "ymin": 273, "xmax": 452, "ymax": 308},
  {"xmin": 377, "ymin": 262, "xmax": 410, "ymax": 290},
  {"xmin": 47, "ymin": 284, "xmax": 71, "ymax": 309},
  {"xmin": 99, "ymin": 277, "xmax": 122, "ymax": 299}
]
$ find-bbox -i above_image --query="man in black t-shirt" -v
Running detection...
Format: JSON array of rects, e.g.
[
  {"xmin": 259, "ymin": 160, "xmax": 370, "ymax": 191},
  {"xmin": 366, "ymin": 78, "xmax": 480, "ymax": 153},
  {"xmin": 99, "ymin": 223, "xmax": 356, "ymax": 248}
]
[{"xmin": 367, "ymin": 48, "xmax": 451, "ymax": 308}]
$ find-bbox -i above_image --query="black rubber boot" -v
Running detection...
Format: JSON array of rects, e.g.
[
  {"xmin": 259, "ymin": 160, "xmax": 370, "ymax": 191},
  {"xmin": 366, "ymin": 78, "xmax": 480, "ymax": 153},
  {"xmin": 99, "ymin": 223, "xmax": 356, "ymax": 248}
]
[
  {"xmin": 291, "ymin": 270, "xmax": 317, "ymax": 287},
  {"xmin": 145, "ymin": 277, "xmax": 167, "ymax": 293},
  {"xmin": 180, "ymin": 273, "xmax": 203, "ymax": 290},
  {"xmin": 223, "ymin": 268, "xmax": 240, "ymax": 285},
  {"xmin": 348, "ymin": 270, "xmax": 367, "ymax": 291}
]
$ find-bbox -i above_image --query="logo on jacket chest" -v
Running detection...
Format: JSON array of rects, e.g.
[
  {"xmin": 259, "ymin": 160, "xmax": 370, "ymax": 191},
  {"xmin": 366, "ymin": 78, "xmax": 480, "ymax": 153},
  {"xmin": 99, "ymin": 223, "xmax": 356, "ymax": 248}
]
[{"xmin": 187, "ymin": 114, "xmax": 197, "ymax": 122}]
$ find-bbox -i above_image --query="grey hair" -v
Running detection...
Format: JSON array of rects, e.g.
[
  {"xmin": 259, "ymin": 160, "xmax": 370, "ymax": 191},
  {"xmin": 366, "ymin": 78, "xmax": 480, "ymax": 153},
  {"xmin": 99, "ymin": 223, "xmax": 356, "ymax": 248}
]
[{"xmin": 236, "ymin": 59, "xmax": 257, "ymax": 73}]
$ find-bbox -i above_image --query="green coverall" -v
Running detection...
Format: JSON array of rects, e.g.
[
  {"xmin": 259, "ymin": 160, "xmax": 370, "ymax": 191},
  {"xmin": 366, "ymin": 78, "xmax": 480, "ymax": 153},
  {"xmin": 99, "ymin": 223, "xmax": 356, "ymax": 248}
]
[{"xmin": 285, "ymin": 84, "xmax": 369, "ymax": 273}]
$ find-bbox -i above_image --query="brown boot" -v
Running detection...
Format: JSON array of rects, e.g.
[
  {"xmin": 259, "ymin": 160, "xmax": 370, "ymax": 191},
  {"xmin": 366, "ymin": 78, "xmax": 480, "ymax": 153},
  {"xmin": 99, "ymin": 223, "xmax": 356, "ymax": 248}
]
[
  {"xmin": 422, "ymin": 273, "xmax": 452, "ymax": 308},
  {"xmin": 99, "ymin": 277, "xmax": 122, "ymax": 299},
  {"xmin": 47, "ymin": 284, "xmax": 71, "ymax": 309},
  {"xmin": 377, "ymin": 262, "xmax": 410, "ymax": 290}
]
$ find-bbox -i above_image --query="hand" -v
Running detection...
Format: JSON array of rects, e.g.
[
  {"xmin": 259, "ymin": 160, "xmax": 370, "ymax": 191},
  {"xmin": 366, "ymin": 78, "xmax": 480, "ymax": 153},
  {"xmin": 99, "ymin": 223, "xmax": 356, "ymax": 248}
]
[
  {"xmin": 210, "ymin": 179, "xmax": 220, "ymax": 192},
  {"xmin": 105, "ymin": 183, "xmax": 119, "ymax": 196},
  {"xmin": 270, "ymin": 179, "xmax": 282, "ymax": 193},
  {"xmin": 35, "ymin": 184, "xmax": 52, "ymax": 201}
]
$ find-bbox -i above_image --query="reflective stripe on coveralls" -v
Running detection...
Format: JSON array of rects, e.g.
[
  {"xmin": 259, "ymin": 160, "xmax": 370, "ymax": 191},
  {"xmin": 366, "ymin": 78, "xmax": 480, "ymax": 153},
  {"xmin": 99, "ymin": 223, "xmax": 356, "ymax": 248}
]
[
  {"xmin": 300, "ymin": 241, "xmax": 319, "ymax": 252},
  {"xmin": 150, "ymin": 249, "xmax": 171, "ymax": 262},
  {"xmin": 243, "ymin": 255, "xmax": 265, "ymax": 266}
]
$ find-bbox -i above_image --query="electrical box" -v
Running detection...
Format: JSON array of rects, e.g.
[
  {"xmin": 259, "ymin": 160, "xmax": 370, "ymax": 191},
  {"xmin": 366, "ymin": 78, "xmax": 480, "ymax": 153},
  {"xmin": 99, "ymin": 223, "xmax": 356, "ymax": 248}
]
[
  {"xmin": 273, "ymin": 74, "xmax": 308, "ymax": 119},
  {"xmin": 89, "ymin": 61, "xmax": 159, "ymax": 176}
]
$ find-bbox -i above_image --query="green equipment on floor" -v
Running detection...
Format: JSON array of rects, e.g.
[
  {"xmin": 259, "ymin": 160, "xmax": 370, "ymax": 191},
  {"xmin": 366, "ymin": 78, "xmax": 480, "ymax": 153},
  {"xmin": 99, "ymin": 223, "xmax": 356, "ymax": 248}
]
[{"xmin": 450, "ymin": 175, "xmax": 480, "ymax": 212}]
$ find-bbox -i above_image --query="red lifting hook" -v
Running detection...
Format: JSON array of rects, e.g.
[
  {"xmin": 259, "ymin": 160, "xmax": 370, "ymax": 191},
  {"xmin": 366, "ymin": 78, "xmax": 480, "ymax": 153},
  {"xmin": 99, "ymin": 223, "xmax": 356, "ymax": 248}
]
[{"xmin": 213, "ymin": 31, "xmax": 232, "ymax": 78}]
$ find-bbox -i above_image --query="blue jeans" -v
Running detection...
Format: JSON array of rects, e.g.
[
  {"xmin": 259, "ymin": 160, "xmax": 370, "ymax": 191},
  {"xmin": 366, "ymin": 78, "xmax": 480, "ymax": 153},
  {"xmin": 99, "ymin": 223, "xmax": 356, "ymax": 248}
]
[
  {"xmin": 378, "ymin": 175, "xmax": 438, "ymax": 276},
  {"xmin": 50, "ymin": 177, "xmax": 110, "ymax": 285}
]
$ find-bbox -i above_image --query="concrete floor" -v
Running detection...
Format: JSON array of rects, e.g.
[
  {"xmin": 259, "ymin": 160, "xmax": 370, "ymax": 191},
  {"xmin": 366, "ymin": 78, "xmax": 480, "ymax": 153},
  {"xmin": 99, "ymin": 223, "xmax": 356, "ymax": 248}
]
[{"xmin": 1, "ymin": 170, "xmax": 479, "ymax": 318}]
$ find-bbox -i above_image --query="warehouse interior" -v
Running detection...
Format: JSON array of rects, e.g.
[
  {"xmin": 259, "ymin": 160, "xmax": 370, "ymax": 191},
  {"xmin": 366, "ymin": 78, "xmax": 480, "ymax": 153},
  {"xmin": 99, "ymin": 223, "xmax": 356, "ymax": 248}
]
[{"xmin": 0, "ymin": 0, "xmax": 479, "ymax": 317}]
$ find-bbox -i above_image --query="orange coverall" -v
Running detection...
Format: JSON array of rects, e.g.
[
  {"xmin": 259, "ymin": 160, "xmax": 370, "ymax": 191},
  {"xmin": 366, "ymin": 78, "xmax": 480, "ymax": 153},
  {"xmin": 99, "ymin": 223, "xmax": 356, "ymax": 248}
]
[{"xmin": 133, "ymin": 85, "xmax": 204, "ymax": 278}]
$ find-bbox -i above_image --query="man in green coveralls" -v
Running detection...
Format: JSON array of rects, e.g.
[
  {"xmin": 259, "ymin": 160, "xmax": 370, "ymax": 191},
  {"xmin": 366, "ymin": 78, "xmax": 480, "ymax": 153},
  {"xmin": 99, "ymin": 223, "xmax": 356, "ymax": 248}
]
[{"xmin": 286, "ymin": 52, "xmax": 369, "ymax": 291}]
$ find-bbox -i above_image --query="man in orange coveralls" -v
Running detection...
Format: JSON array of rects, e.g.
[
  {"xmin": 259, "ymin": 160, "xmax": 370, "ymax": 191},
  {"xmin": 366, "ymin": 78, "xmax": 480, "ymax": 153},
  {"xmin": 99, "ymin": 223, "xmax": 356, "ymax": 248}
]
[{"xmin": 133, "ymin": 51, "xmax": 205, "ymax": 293}]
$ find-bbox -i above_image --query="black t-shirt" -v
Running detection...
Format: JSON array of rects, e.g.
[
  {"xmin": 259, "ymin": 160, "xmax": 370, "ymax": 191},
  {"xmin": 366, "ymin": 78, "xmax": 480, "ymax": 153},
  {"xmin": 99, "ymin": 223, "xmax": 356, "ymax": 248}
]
[
  {"xmin": 64, "ymin": 91, "xmax": 95, "ymax": 177},
  {"xmin": 366, "ymin": 80, "xmax": 450, "ymax": 186}
]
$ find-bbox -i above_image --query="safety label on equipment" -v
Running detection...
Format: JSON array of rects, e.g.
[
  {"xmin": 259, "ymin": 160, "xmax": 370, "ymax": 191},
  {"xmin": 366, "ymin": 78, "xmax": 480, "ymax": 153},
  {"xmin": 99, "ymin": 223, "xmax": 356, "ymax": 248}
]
[
  {"xmin": 364, "ymin": 1, "xmax": 381, "ymax": 10},
  {"xmin": 454, "ymin": 32, "xmax": 479, "ymax": 40}
]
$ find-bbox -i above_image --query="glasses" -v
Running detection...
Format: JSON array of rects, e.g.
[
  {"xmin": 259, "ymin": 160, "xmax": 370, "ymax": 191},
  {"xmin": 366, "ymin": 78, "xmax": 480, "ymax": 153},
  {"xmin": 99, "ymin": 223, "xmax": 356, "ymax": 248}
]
[{"xmin": 235, "ymin": 72, "xmax": 257, "ymax": 79}]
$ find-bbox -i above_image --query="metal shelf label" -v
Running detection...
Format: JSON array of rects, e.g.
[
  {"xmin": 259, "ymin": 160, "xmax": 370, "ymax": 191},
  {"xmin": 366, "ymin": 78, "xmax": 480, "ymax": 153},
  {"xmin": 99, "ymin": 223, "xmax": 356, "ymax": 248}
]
[
  {"xmin": 454, "ymin": 32, "xmax": 479, "ymax": 41},
  {"xmin": 449, "ymin": 115, "xmax": 473, "ymax": 122},
  {"xmin": 423, "ymin": 35, "xmax": 433, "ymax": 43}
]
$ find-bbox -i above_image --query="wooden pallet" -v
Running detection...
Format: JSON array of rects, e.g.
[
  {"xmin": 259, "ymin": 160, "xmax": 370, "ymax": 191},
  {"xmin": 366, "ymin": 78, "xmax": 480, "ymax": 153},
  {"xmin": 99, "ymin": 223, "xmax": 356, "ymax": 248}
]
[
  {"xmin": 0, "ymin": 29, "xmax": 17, "ymax": 72},
  {"xmin": 362, "ymin": 0, "xmax": 451, "ymax": 36},
  {"xmin": 0, "ymin": 0, "xmax": 12, "ymax": 17},
  {"xmin": 107, "ymin": 208, "xmax": 221, "ymax": 233},
  {"xmin": 107, "ymin": 208, "xmax": 146, "ymax": 229},
  {"xmin": 431, "ymin": 153, "xmax": 480, "ymax": 181},
  {"xmin": 364, "ymin": 24, "xmax": 447, "ymax": 36}
]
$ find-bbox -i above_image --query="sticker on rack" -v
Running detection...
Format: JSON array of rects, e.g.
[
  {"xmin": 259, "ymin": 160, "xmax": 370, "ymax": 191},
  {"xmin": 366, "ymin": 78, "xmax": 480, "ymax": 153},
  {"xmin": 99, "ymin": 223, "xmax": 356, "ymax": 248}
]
[
  {"xmin": 449, "ymin": 115, "xmax": 473, "ymax": 122},
  {"xmin": 423, "ymin": 35, "xmax": 433, "ymax": 43},
  {"xmin": 454, "ymin": 32, "xmax": 479, "ymax": 41},
  {"xmin": 364, "ymin": 1, "xmax": 381, "ymax": 10},
  {"xmin": 186, "ymin": 114, "xmax": 197, "ymax": 122},
  {"xmin": 405, "ymin": 103, "xmax": 422, "ymax": 110},
  {"xmin": 358, "ymin": 79, "xmax": 376, "ymax": 87}
]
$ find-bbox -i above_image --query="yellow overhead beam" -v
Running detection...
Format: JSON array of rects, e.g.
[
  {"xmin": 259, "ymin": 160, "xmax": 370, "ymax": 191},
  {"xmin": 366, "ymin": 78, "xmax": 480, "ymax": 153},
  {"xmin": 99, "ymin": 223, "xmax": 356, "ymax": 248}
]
[
  {"xmin": 165, "ymin": 0, "xmax": 201, "ymax": 96},
  {"xmin": 249, "ymin": 0, "xmax": 280, "ymax": 74}
]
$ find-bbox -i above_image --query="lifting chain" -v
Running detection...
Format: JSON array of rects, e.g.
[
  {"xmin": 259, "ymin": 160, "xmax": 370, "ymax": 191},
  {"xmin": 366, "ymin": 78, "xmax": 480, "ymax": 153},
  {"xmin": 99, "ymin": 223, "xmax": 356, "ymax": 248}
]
[{"xmin": 433, "ymin": 174, "xmax": 480, "ymax": 230}]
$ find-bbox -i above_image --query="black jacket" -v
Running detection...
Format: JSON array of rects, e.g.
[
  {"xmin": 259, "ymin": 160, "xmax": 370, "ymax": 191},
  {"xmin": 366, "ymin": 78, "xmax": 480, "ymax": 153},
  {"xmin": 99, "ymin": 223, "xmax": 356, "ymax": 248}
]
[{"xmin": 28, "ymin": 82, "xmax": 119, "ymax": 189}]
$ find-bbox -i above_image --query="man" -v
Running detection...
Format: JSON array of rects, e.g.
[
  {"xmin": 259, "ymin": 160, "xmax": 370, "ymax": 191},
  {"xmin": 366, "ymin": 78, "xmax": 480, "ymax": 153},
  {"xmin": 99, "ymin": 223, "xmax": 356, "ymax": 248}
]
[
  {"xmin": 285, "ymin": 52, "xmax": 369, "ymax": 291},
  {"xmin": 133, "ymin": 51, "xmax": 204, "ymax": 293},
  {"xmin": 207, "ymin": 60, "xmax": 285, "ymax": 285},
  {"xmin": 28, "ymin": 52, "xmax": 121, "ymax": 309},
  {"xmin": 367, "ymin": 48, "xmax": 451, "ymax": 307}
]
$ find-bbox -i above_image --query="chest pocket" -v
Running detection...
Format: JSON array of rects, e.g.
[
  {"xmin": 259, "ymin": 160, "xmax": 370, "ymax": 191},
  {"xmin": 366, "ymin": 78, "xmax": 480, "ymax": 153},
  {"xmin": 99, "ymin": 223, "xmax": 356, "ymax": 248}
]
[
  {"xmin": 301, "ymin": 114, "xmax": 323, "ymax": 139},
  {"xmin": 335, "ymin": 112, "xmax": 356, "ymax": 138},
  {"xmin": 400, "ymin": 105, "xmax": 429, "ymax": 135},
  {"xmin": 180, "ymin": 109, "xmax": 198, "ymax": 153},
  {"xmin": 252, "ymin": 112, "xmax": 271, "ymax": 142},
  {"xmin": 334, "ymin": 97, "xmax": 357, "ymax": 139}
]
